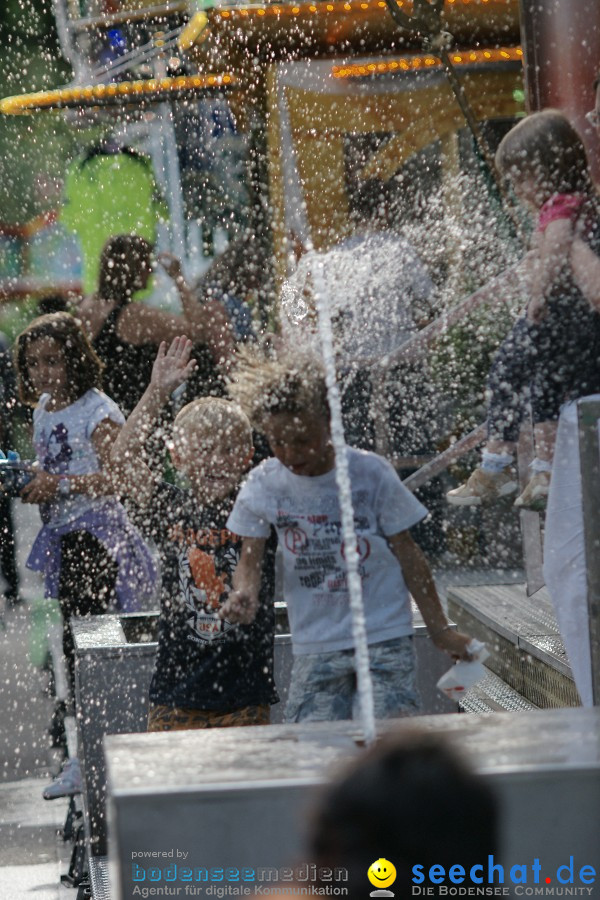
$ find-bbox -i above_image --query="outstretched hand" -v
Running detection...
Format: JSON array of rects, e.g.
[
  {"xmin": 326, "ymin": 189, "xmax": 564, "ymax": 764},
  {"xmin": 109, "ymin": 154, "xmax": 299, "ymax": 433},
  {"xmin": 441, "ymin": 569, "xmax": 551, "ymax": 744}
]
[
  {"xmin": 433, "ymin": 628, "xmax": 475, "ymax": 661},
  {"xmin": 218, "ymin": 590, "xmax": 259, "ymax": 625},
  {"xmin": 157, "ymin": 251, "xmax": 184, "ymax": 282},
  {"xmin": 151, "ymin": 336, "xmax": 197, "ymax": 400}
]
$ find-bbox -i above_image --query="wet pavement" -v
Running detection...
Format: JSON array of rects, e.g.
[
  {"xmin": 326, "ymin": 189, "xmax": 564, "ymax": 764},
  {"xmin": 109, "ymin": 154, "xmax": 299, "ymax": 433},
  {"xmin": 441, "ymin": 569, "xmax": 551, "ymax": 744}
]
[
  {"xmin": 0, "ymin": 501, "xmax": 69, "ymax": 899},
  {"xmin": 0, "ymin": 776, "xmax": 67, "ymax": 899}
]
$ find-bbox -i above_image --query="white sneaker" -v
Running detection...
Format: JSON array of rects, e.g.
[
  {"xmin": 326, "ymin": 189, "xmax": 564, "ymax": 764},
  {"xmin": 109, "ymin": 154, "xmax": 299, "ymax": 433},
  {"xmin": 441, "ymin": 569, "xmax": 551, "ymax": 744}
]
[
  {"xmin": 446, "ymin": 467, "xmax": 518, "ymax": 506},
  {"xmin": 43, "ymin": 757, "xmax": 82, "ymax": 800}
]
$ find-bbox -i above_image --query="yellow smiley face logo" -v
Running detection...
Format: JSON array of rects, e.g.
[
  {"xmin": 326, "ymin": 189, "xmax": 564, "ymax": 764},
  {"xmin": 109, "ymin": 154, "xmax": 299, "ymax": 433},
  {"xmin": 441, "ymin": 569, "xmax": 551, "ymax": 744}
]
[{"xmin": 368, "ymin": 858, "xmax": 397, "ymax": 889}]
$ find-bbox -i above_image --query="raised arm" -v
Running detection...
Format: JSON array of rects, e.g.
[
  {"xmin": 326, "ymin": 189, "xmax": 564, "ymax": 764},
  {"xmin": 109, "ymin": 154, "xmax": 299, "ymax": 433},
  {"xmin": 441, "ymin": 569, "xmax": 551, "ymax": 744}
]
[
  {"xmin": 161, "ymin": 252, "xmax": 236, "ymax": 370},
  {"xmin": 387, "ymin": 531, "xmax": 473, "ymax": 660},
  {"xmin": 526, "ymin": 219, "xmax": 574, "ymax": 322},
  {"xmin": 571, "ymin": 237, "xmax": 600, "ymax": 310},
  {"xmin": 117, "ymin": 254, "xmax": 235, "ymax": 371},
  {"xmin": 218, "ymin": 536, "xmax": 267, "ymax": 624},
  {"xmin": 110, "ymin": 336, "xmax": 196, "ymax": 506}
]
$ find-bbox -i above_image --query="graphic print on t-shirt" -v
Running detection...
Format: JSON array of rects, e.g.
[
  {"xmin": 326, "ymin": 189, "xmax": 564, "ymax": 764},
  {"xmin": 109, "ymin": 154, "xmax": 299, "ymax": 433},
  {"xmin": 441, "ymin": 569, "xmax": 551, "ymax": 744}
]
[
  {"xmin": 226, "ymin": 450, "xmax": 427, "ymax": 654},
  {"xmin": 187, "ymin": 547, "xmax": 228, "ymax": 609},
  {"xmin": 42, "ymin": 423, "xmax": 72, "ymax": 473},
  {"xmin": 170, "ymin": 522, "xmax": 240, "ymax": 643},
  {"xmin": 277, "ymin": 499, "xmax": 372, "ymax": 601}
]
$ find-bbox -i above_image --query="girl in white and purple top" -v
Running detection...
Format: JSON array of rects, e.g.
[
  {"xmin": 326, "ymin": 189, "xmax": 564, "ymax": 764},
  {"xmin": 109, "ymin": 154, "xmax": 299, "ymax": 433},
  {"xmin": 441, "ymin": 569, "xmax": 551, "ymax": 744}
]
[{"xmin": 15, "ymin": 313, "xmax": 157, "ymax": 695}]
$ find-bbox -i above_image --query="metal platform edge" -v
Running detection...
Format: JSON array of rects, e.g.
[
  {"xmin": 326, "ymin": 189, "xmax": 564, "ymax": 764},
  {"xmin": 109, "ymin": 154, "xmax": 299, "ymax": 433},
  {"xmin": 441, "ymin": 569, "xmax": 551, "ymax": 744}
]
[
  {"xmin": 89, "ymin": 855, "xmax": 111, "ymax": 900},
  {"xmin": 459, "ymin": 668, "xmax": 538, "ymax": 714},
  {"xmin": 448, "ymin": 583, "xmax": 580, "ymax": 709}
]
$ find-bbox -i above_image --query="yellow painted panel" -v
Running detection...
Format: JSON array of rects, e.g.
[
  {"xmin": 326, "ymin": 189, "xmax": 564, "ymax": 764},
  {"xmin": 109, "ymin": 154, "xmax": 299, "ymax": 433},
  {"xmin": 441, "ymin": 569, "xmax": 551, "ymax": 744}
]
[
  {"xmin": 295, "ymin": 136, "xmax": 351, "ymax": 250},
  {"xmin": 268, "ymin": 67, "xmax": 523, "ymax": 290}
]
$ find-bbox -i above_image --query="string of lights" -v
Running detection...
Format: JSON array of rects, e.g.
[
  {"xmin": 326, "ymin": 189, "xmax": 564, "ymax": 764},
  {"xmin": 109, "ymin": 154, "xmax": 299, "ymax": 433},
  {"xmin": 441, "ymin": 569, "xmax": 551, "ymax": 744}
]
[{"xmin": 0, "ymin": 73, "xmax": 235, "ymax": 115}]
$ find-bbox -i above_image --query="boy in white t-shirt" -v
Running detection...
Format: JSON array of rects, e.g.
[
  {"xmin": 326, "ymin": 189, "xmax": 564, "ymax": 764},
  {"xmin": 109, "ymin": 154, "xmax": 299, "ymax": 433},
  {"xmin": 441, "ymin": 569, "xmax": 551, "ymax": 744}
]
[{"xmin": 221, "ymin": 352, "xmax": 472, "ymax": 723}]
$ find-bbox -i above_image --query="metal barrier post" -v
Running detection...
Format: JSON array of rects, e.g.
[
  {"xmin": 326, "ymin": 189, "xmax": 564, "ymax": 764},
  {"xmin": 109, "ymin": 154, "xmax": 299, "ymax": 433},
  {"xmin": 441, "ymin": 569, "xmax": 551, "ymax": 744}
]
[
  {"xmin": 517, "ymin": 413, "xmax": 544, "ymax": 597},
  {"xmin": 577, "ymin": 397, "xmax": 600, "ymax": 706}
]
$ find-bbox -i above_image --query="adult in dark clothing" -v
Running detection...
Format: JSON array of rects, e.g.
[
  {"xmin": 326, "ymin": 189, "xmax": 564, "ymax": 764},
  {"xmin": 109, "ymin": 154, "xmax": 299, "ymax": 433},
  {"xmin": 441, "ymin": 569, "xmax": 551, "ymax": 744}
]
[
  {"xmin": 0, "ymin": 331, "xmax": 20, "ymax": 607},
  {"xmin": 448, "ymin": 111, "xmax": 600, "ymax": 509},
  {"xmin": 75, "ymin": 234, "xmax": 234, "ymax": 416}
]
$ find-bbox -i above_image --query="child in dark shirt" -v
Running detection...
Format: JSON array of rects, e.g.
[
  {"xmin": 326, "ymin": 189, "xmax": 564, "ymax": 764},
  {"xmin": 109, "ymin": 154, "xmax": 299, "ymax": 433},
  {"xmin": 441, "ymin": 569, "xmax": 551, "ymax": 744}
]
[{"xmin": 111, "ymin": 336, "xmax": 277, "ymax": 729}]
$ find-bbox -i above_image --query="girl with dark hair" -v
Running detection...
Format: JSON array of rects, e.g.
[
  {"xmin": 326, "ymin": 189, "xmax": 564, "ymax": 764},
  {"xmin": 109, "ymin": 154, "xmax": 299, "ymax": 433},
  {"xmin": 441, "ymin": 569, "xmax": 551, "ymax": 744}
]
[
  {"xmin": 14, "ymin": 314, "xmax": 157, "ymax": 783},
  {"xmin": 448, "ymin": 110, "xmax": 600, "ymax": 509},
  {"xmin": 75, "ymin": 234, "xmax": 234, "ymax": 415},
  {"xmin": 15, "ymin": 312, "xmax": 104, "ymax": 407}
]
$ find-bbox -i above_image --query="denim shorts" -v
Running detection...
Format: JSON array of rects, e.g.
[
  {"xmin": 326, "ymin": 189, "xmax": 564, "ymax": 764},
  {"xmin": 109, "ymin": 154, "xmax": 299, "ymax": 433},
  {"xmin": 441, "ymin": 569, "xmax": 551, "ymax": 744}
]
[{"xmin": 285, "ymin": 635, "xmax": 420, "ymax": 723}]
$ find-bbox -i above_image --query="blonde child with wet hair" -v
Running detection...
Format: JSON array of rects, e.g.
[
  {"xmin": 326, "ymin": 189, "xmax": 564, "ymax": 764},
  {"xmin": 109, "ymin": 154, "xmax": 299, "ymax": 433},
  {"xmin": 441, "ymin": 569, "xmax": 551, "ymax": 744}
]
[
  {"xmin": 171, "ymin": 395, "xmax": 252, "ymax": 457},
  {"xmin": 222, "ymin": 348, "xmax": 472, "ymax": 724},
  {"xmin": 111, "ymin": 336, "xmax": 277, "ymax": 731}
]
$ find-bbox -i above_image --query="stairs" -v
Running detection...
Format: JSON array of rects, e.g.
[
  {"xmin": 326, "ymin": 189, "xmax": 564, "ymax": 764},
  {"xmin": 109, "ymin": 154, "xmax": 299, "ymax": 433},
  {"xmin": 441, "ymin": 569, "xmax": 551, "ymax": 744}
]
[
  {"xmin": 459, "ymin": 669, "xmax": 537, "ymax": 713},
  {"xmin": 447, "ymin": 582, "xmax": 581, "ymax": 711}
]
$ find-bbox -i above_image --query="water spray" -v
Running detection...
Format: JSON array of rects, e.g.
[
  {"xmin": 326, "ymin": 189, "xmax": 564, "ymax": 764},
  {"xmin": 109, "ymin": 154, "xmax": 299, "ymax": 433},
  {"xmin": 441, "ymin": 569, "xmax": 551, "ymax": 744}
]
[
  {"xmin": 278, "ymin": 73, "xmax": 377, "ymax": 744},
  {"xmin": 310, "ymin": 255, "xmax": 377, "ymax": 746},
  {"xmin": 382, "ymin": 0, "xmax": 524, "ymax": 244}
]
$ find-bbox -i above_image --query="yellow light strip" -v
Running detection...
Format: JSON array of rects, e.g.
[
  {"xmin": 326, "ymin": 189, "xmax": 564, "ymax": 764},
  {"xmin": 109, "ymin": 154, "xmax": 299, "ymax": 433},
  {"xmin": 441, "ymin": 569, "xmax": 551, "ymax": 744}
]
[
  {"xmin": 332, "ymin": 44, "xmax": 522, "ymax": 78},
  {"xmin": 213, "ymin": 0, "xmax": 402, "ymax": 19},
  {"xmin": 0, "ymin": 73, "xmax": 235, "ymax": 115},
  {"xmin": 208, "ymin": 0, "xmax": 512, "ymax": 21}
]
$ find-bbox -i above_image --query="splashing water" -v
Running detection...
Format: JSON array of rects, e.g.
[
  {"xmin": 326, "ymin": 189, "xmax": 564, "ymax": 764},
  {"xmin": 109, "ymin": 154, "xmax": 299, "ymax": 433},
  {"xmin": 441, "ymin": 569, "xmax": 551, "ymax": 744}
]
[
  {"xmin": 281, "ymin": 279, "xmax": 310, "ymax": 326},
  {"xmin": 282, "ymin": 235, "xmax": 431, "ymax": 367},
  {"xmin": 281, "ymin": 176, "xmax": 519, "ymax": 370},
  {"xmin": 309, "ymin": 255, "xmax": 377, "ymax": 746}
]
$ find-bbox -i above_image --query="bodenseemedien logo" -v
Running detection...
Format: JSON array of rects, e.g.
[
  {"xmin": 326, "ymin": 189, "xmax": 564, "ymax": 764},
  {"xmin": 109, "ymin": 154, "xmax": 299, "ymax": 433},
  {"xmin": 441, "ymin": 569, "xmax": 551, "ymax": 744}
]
[
  {"xmin": 368, "ymin": 859, "xmax": 397, "ymax": 897},
  {"xmin": 130, "ymin": 862, "xmax": 350, "ymax": 897}
]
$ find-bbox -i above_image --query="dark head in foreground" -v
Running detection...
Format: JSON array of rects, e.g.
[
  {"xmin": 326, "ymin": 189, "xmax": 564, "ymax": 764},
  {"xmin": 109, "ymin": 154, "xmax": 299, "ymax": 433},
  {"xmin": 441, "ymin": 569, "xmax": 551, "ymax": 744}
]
[{"xmin": 308, "ymin": 731, "xmax": 499, "ymax": 899}]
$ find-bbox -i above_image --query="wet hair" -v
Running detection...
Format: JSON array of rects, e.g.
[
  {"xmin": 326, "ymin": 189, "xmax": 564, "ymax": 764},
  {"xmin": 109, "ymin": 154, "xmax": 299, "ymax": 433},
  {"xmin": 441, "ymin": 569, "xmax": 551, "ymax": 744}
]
[
  {"xmin": 14, "ymin": 312, "xmax": 104, "ymax": 406},
  {"xmin": 226, "ymin": 346, "xmax": 330, "ymax": 430},
  {"xmin": 98, "ymin": 234, "xmax": 153, "ymax": 305},
  {"xmin": 172, "ymin": 396, "xmax": 252, "ymax": 458},
  {"xmin": 308, "ymin": 731, "xmax": 498, "ymax": 900},
  {"xmin": 495, "ymin": 109, "xmax": 593, "ymax": 201}
]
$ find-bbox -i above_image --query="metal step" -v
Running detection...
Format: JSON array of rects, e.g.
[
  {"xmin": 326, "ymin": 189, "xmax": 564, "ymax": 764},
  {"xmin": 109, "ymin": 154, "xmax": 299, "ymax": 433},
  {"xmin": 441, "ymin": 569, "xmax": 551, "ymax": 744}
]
[
  {"xmin": 448, "ymin": 583, "xmax": 580, "ymax": 709},
  {"xmin": 460, "ymin": 668, "xmax": 537, "ymax": 713}
]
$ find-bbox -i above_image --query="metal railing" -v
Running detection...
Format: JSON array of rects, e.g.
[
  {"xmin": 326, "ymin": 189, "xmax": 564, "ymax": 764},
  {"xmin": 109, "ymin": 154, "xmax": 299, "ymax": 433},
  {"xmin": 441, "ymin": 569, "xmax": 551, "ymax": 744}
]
[{"xmin": 369, "ymin": 261, "xmax": 545, "ymax": 595}]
